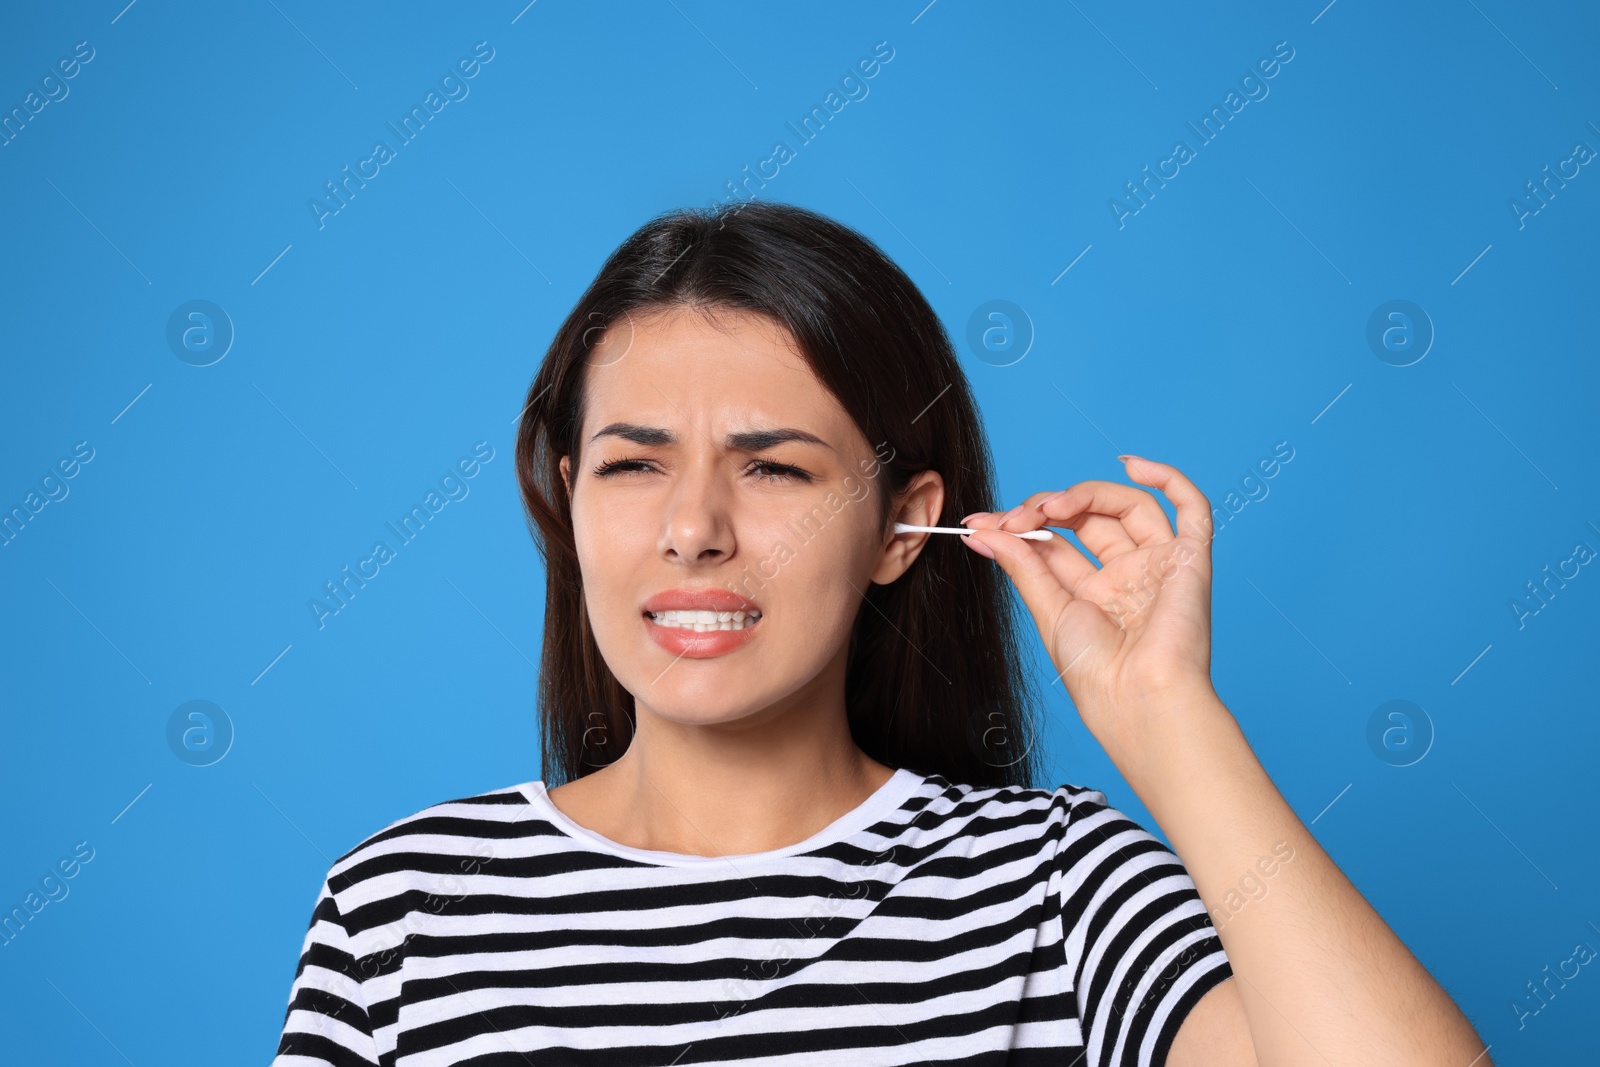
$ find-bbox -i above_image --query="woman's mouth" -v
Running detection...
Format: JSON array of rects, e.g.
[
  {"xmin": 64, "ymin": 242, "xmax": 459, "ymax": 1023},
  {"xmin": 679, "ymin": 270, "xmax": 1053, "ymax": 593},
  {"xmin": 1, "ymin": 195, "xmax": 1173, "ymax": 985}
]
[
  {"xmin": 642, "ymin": 608, "xmax": 763, "ymax": 658},
  {"xmin": 645, "ymin": 608, "xmax": 763, "ymax": 632}
]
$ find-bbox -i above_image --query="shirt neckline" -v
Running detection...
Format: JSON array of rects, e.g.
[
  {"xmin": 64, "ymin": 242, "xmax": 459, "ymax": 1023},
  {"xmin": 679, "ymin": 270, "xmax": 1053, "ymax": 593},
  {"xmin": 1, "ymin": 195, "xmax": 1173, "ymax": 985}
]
[{"xmin": 519, "ymin": 766, "xmax": 925, "ymax": 868}]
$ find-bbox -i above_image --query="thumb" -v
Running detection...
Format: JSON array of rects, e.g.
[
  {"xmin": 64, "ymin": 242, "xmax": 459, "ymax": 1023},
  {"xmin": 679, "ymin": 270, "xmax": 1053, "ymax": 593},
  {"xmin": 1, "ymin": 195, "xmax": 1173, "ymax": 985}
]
[
  {"xmin": 964, "ymin": 527, "xmax": 1075, "ymax": 640},
  {"xmin": 965, "ymin": 528, "xmax": 1120, "ymax": 685}
]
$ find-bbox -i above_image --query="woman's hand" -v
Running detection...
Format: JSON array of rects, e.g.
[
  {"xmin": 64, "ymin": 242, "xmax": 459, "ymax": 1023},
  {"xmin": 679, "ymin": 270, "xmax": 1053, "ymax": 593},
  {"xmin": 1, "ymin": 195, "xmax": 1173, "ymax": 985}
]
[
  {"xmin": 965, "ymin": 456, "xmax": 1496, "ymax": 1066},
  {"xmin": 960, "ymin": 455, "xmax": 1221, "ymax": 761}
]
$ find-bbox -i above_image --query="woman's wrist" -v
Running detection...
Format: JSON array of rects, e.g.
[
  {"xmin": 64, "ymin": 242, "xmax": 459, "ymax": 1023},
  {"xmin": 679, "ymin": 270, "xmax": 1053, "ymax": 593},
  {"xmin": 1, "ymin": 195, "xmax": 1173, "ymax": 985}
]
[{"xmin": 1081, "ymin": 681, "xmax": 1242, "ymax": 800}]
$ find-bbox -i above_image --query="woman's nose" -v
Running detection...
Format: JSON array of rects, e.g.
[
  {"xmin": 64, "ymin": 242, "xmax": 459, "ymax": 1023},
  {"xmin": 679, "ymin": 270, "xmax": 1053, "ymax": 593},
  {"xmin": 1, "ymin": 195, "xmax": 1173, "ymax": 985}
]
[{"xmin": 658, "ymin": 459, "xmax": 735, "ymax": 562}]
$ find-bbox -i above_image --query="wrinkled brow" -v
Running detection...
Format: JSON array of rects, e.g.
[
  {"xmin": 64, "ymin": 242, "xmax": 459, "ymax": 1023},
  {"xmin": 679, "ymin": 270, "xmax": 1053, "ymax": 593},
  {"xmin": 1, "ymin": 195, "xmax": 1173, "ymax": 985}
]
[{"xmin": 587, "ymin": 422, "xmax": 831, "ymax": 453}]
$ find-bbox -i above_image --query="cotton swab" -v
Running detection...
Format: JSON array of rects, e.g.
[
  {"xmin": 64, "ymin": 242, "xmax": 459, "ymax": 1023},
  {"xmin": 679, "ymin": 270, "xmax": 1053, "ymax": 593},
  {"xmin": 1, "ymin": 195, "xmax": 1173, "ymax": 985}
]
[{"xmin": 894, "ymin": 522, "xmax": 1053, "ymax": 542}]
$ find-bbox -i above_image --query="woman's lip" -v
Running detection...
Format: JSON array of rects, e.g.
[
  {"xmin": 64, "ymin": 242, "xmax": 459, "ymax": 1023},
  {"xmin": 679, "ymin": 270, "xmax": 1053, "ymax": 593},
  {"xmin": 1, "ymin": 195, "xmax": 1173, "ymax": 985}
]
[
  {"xmin": 643, "ymin": 612, "xmax": 760, "ymax": 658},
  {"xmin": 640, "ymin": 590, "xmax": 761, "ymax": 615}
]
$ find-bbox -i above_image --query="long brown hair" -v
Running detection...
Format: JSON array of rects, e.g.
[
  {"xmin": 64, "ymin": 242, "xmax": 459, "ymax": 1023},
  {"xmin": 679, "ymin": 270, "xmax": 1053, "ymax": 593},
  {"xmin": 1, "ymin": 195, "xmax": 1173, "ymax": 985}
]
[{"xmin": 515, "ymin": 200, "xmax": 1046, "ymax": 791}]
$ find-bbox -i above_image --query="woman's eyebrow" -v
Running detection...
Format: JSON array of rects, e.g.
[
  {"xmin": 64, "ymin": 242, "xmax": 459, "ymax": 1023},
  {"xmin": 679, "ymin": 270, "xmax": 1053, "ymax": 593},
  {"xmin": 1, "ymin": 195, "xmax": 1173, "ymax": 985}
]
[{"xmin": 587, "ymin": 422, "xmax": 832, "ymax": 452}]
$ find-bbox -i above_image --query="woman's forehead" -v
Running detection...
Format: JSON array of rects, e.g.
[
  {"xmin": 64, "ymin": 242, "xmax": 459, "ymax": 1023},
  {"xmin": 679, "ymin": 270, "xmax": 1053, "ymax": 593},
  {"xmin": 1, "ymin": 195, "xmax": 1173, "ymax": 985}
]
[
  {"xmin": 592, "ymin": 304, "xmax": 804, "ymax": 370},
  {"xmin": 581, "ymin": 308, "xmax": 858, "ymax": 443}
]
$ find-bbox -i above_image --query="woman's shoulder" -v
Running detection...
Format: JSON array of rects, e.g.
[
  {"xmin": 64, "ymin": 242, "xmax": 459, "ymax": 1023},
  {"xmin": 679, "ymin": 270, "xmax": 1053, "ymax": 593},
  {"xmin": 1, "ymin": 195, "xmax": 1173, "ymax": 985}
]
[
  {"xmin": 322, "ymin": 778, "xmax": 541, "ymax": 887},
  {"xmin": 906, "ymin": 771, "xmax": 1116, "ymax": 837},
  {"xmin": 919, "ymin": 771, "xmax": 1112, "ymax": 809},
  {"xmin": 916, "ymin": 774, "xmax": 1191, "ymax": 894}
]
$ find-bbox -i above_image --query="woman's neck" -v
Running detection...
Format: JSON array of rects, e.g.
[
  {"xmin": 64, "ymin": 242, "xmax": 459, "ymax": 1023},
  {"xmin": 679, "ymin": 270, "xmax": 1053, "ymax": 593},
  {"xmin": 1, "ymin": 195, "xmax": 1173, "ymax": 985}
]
[{"xmin": 545, "ymin": 711, "xmax": 896, "ymax": 858}]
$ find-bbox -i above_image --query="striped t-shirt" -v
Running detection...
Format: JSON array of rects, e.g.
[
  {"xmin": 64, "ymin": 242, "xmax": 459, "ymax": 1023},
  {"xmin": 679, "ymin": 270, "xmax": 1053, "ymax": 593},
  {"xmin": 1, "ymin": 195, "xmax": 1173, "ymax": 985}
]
[{"xmin": 272, "ymin": 767, "xmax": 1232, "ymax": 1067}]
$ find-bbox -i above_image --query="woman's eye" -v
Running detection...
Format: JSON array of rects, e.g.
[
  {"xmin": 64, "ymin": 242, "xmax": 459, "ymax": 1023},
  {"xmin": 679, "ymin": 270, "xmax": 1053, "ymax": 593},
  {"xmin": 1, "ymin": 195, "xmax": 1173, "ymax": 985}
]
[
  {"xmin": 748, "ymin": 461, "xmax": 811, "ymax": 484},
  {"xmin": 591, "ymin": 457, "xmax": 652, "ymax": 477},
  {"xmin": 591, "ymin": 458, "xmax": 811, "ymax": 483}
]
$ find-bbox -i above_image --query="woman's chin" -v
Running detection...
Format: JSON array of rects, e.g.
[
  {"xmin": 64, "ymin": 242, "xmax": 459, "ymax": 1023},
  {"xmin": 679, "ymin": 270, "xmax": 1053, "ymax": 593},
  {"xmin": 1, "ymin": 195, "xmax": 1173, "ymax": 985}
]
[{"xmin": 634, "ymin": 695, "xmax": 764, "ymax": 727}]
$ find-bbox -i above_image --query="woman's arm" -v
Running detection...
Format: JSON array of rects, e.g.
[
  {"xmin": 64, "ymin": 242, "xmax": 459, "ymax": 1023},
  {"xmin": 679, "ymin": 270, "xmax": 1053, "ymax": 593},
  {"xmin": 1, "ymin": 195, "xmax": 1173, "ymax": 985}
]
[
  {"xmin": 1117, "ymin": 683, "xmax": 1488, "ymax": 1067},
  {"xmin": 959, "ymin": 455, "xmax": 1490, "ymax": 1066}
]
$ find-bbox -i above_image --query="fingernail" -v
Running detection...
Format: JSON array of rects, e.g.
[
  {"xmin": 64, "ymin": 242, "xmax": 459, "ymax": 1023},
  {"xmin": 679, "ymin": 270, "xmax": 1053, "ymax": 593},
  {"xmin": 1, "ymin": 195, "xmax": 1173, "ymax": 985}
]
[
  {"xmin": 964, "ymin": 533, "xmax": 995, "ymax": 559},
  {"xmin": 1033, "ymin": 490, "xmax": 1066, "ymax": 512},
  {"xmin": 997, "ymin": 504, "xmax": 1024, "ymax": 529},
  {"xmin": 960, "ymin": 512, "xmax": 986, "ymax": 525},
  {"xmin": 1117, "ymin": 454, "xmax": 1140, "ymax": 464}
]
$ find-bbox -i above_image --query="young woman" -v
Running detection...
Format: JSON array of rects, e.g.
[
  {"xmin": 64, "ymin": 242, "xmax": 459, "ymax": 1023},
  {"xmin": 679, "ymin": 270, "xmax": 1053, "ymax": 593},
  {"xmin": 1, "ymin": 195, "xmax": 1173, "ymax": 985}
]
[{"xmin": 273, "ymin": 202, "xmax": 1489, "ymax": 1066}]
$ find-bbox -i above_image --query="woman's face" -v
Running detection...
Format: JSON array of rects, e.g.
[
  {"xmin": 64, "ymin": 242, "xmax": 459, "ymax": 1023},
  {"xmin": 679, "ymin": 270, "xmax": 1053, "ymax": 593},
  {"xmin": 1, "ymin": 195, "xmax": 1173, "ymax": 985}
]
[{"xmin": 560, "ymin": 305, "xmax": 941, "ymax": 728}]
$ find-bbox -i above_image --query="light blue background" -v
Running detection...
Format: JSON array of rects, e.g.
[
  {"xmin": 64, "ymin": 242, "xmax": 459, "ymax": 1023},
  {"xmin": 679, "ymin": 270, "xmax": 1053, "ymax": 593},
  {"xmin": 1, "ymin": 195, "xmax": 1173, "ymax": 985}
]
[{"xmin": 2, "ymin": 1, "xmax": 1595, "ymax": 1062}]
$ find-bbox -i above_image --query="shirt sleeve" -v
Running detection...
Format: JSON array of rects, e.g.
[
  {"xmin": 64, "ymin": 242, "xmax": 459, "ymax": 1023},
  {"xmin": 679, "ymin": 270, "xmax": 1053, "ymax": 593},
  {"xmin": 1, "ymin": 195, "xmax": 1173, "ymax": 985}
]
[
  {"xmin": 271, "ymin": 876, "xmax": 382, "ymax": 1067},
  {"xmin": 1056, "ymin": 785, "xmax": 1233, "ymax": 1067}
]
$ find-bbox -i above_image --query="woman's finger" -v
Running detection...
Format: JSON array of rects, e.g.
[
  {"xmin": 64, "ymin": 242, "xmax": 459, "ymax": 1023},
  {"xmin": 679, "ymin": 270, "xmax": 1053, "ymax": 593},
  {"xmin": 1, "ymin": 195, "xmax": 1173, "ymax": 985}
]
[
  {"xmin": 961, "ymin": 524, "xmax": 1077, "ymax": 638},
  {"xmin": 984, "ymin": 480, "xmax": 1171, "ymax": 568},
  {"xmin": 1020, "ymin": 479, "xmax": 1175, "ymax": 547},
  {"xmin": 1119, "ymin": 456, "xmax": 1214, "ymax": 554},
  {"xmin": 964, "ymin": 509, "xmax": 1099, "ymax": 592},
  {"xmin": 963, "ymin": 525, "xmax": 1120, "ymax": 682},
  {"xmin": 974, "ymin": 488, "xmax": 1138, "ymax": 564}
]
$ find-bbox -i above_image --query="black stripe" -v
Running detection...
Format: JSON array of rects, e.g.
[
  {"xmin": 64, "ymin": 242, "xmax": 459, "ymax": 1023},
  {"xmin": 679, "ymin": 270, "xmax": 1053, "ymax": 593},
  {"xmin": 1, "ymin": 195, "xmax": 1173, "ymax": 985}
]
[{"xmin": 1150, "ymin": 958, "xmax": 1234, "ymax": 1067}]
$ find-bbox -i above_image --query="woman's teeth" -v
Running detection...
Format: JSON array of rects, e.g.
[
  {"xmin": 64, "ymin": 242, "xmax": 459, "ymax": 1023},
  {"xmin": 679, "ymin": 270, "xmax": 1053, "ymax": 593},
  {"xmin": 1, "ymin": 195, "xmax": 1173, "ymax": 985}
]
[{"xmin": 648, "ymin": 609, "xmax": 761, "ymax": 631}]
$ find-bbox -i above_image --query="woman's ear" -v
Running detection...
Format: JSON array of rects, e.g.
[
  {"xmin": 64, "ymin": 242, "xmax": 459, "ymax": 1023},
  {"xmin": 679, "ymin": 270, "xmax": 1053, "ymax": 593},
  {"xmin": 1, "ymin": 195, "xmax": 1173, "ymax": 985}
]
[
  {"xmin": 559, "ymin": 455, "xmax": 571, "ymax": 498},
  {"xmin": 871, "ymin": 469, "xmax": 945, "ymax": 586}
]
